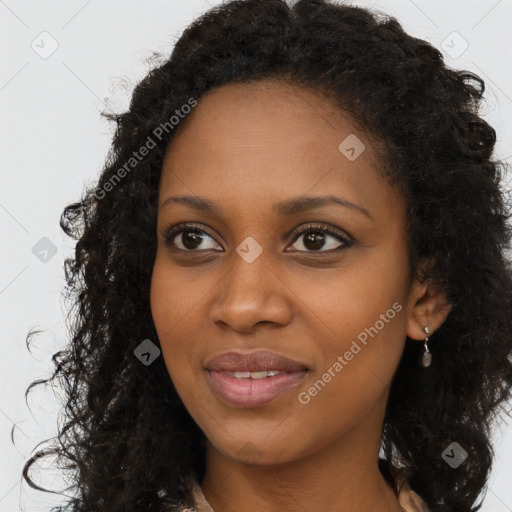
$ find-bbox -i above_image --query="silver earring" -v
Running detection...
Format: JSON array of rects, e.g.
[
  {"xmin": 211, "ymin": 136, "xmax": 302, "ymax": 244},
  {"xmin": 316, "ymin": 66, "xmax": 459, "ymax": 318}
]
[{"xmin": 420, "ymin": 326, "xmax": 432, "ymax": 367}]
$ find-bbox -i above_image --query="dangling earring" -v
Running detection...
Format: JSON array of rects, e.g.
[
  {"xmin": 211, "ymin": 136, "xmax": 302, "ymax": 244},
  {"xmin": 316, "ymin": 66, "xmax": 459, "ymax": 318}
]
[{"xmin": 420, "ymin": 325, "xmax": 432, "ymax": 367}]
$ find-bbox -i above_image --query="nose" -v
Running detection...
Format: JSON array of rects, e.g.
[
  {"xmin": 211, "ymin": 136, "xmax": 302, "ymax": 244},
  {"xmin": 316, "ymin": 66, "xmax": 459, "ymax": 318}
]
[{"xmin": 209, "ymin": 250, "xmax": 293, "ymax": 334}]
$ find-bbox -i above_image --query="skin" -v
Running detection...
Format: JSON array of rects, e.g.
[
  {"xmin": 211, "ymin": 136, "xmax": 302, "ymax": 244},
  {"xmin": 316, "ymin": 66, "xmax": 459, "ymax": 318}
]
[{"xmin": 150, "ymin": 78, "xmax": 451, "ymax": 512}]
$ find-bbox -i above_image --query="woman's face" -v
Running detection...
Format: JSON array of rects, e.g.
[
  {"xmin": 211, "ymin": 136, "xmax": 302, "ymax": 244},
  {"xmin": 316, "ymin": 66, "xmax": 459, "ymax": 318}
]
[{"xmin": 150, "ymin": 79, "xmax": 422, "ymax": 465}]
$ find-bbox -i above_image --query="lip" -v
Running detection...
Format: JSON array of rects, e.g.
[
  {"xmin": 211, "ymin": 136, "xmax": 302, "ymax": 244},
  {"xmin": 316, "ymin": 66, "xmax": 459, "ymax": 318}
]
[
  {"xmin": 205, "ymin": 350, "xmax": 308, "ymax": 373},
  {"xmin": 207, "ymin": 370, "xmax": 307, "ymax": 408},
  {"xmin": 205, "ymin": 350, "xmax": 309, "ymax": 408}
]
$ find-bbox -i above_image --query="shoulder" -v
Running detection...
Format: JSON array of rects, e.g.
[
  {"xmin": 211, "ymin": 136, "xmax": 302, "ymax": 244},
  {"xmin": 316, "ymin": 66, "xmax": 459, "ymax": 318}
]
[
  {"xmin": 176, "ymin": 478, "xmax": 214, "ymax": 512},
  {"xmin": 181, "ymin": 476, "xmax": 430, "ymax": 512},
  {"xmin": 379, "ymin": 459, "xmax": 430, "ymax": 512},
  {"xmin": 397, "ymin": 480, "xmax": 430, "ymax": 512}
]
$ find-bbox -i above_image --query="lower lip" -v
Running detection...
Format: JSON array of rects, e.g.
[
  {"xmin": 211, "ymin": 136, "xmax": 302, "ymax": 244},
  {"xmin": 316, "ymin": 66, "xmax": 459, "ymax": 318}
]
[{"xmin": 206, "ymin": 370, "xmax": 308, "ymax": 408}]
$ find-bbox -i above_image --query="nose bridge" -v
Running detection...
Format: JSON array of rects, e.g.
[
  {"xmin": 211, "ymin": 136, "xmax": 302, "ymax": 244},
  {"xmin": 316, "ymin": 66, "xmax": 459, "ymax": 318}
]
[
  {"xmin": 224, "ymin": 240, "xmax": 274, "ymax": 306},
  {"xmin": 209, "ymin": 239, "xmax": 291, "ymax": 331}
]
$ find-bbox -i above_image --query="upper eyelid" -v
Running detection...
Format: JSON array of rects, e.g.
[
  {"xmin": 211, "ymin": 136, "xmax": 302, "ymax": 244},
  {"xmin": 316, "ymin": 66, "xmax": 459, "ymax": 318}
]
[
  {"xmin": 162, "ymin": 222, "xmax": 352, "ymax": 248},
  {"xmin": 163, "ymin": 222, "xmax": 221, "ymax": 245}
]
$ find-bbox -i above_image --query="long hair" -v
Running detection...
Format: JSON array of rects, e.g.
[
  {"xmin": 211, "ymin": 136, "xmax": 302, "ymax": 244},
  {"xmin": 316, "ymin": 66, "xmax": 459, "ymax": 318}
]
[{"xmin": 21, "ymin": 1, "xmax": 512, "ymax": 511}]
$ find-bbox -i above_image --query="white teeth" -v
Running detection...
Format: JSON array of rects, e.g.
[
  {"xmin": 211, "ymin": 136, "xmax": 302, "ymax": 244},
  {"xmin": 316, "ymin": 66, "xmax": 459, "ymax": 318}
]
[
  {"xmin": 249, "ymin": 371, "xmax": 269, "ymax": 379},
  {"xmin": 231, "ymin": 370, "xmax": 281, "ymax": 379}
]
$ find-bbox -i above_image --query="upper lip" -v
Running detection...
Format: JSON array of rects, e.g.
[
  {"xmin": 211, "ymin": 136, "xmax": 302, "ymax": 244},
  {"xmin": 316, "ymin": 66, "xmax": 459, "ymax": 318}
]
[{"xmin": 205, "ymin": 350, "xmax": 308, "ymax": 372}]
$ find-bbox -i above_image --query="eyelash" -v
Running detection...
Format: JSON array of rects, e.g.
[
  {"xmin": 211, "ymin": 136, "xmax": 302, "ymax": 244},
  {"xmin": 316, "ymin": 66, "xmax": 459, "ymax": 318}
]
[{"xmin": 162, "ymin": 222, "xmax": 353, "ymax": 255}]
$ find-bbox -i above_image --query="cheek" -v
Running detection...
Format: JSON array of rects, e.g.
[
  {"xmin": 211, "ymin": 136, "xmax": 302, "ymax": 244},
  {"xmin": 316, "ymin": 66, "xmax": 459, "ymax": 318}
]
[
  {"xmin": 303, "ymin": 251, "xmax": 409, "ymax": 352},
  {"xmin": 150, "ymin": 252, "xmax": 211, "ymax": 339},
  {"xmin": 150, "ymin": 260, "xmax": 174, "ymax": 346},
  {"xmin": 150, "ymin": 254, "xmax": 215, "ymax": 397},
  {"xmin": 150, "ymin": 257, "xmax": 192, "ymax": 374},
  {"xmin": 304, "ymin": 248, "xmax": 410, "ymax": 407}
]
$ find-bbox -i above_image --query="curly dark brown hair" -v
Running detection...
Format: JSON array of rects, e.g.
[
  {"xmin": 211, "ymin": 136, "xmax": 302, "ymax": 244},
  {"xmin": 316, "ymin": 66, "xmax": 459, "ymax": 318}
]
[{"xmin": 20, "ymin": 1, "xmax": 512, "ymax": 511}]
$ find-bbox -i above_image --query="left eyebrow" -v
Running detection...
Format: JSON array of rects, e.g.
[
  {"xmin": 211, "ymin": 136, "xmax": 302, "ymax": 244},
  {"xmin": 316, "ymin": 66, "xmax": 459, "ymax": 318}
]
[
  {"xmin": 273, "ymin": 195, "xmax": 372, "ymax": 220},
  {"xmin": 159, "ymin": 194, "xmax": 372, "ymax": 220}
]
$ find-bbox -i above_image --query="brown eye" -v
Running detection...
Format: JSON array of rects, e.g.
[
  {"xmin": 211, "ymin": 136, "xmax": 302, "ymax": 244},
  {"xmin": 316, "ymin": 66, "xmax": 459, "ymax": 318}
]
[
  {"xmin": 287, "ymin": 224, "xmax": 352, "ymax": 253},
  {"xmin": 163, "ymin": 224, "xmax": 222, "ymax": 252},
  {"xmin": 177, "ymin": 229, "xmax": 208, "ymax": 250},
  {"xmin": 161, "ymin": 222, "xmax": 353, "ymax": 255}
]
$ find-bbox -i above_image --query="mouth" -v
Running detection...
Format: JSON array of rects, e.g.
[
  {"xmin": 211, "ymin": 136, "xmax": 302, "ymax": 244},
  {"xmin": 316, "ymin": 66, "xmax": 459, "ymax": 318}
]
[
  {"xmin": 205, "ymin": 350, "xmax": 309, "ymax": 408},
  {"xmin": 206, "ymin": 369, "xmax": 308, "ymax": 408},
  {"xmin": 205, "ymin": 349, "xmax": 308, "ymax": 373}
]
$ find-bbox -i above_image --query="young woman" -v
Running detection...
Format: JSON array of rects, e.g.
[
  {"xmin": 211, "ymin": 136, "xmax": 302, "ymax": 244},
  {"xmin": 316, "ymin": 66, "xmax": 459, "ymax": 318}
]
[{"xmin": 23, "ymin": 1, "xmax": 512, "ymax": 511}]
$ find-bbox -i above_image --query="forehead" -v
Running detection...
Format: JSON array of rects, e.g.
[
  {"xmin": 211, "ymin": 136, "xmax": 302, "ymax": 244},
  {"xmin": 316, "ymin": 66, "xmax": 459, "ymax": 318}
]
[{"xmin": 158, "ymin": 79, "xmax": 401, "ymax": 223}]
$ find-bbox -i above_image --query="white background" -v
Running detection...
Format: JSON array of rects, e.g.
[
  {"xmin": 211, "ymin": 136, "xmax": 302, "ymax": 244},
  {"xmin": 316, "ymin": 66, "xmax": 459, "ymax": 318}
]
[{"xmin": 1, "ymin": 0, "xmax": 511, "ymax": 510}]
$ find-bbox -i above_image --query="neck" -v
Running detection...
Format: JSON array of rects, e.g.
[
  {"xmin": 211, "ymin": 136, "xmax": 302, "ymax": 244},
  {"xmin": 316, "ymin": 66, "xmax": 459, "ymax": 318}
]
[{"xmin": 200, "ymin": 396, "xmax": 402, "ymax": 512}]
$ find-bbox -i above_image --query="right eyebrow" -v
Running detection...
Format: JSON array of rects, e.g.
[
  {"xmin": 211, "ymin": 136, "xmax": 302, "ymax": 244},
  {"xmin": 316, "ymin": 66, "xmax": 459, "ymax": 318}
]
[{"xmin": 159, "ymin": 194, "xmax": 372, "ymax": 220}]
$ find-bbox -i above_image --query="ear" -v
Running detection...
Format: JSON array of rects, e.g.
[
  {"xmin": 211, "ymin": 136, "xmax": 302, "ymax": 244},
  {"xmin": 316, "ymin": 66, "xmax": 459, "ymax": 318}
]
[{"xmin": 406, "ymin": 276, "xmax": 452, "ymax": 341}]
